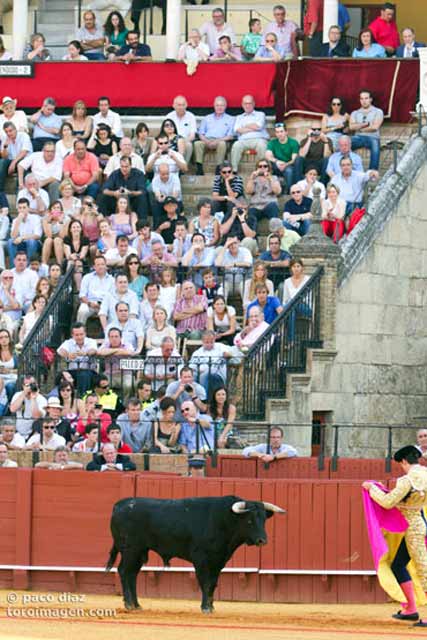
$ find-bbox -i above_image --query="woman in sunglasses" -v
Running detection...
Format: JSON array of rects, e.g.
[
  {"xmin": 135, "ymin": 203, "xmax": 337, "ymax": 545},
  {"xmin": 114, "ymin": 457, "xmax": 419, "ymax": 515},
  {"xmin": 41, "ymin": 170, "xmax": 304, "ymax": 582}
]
[
  {"xmin": 321, "ymin": 96, "xmax": 349, "ymax": 151},
  {"xmin": 124, "ymin": 254, "xmax": 148, "ymax": 301},
  {"xmin": 151, "ymin": 118, "xmax": 186, "ymax": 157},
  {"xmin": 246, "ymin": 159, "xmax": 281, "ymax": 221}
]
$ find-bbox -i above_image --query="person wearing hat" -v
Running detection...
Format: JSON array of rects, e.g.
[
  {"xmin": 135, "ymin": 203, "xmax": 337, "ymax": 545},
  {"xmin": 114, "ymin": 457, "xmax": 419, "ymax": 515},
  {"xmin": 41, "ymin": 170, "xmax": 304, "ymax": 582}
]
[
  {"xmin": 30, "ymin": 396, "xmax": 74, "ymax": 444},
  {"xmin": 0, "ymin": 97, "xmax": 28, "ymax": 134},
  {"xmin": 156, "ymin": 197, "xmax": 187, "ymax": 247},
  {"xmin": 267, "ymin": 218, "xmax": 300, "ymax": 253},
  {"xmin": 362, "ymin": 445, "xmax": 427, "ymax": 626}
]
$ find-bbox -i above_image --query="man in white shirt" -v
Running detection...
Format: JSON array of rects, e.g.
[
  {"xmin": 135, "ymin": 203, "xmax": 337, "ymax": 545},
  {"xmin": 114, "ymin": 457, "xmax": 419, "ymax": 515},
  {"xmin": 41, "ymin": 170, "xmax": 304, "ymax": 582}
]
[
  {"xmin": 57, "ymin": 322, "xmax": 98, "ymax": 393},
  {"xmin": 139, "ymin": 282, "xmax": 160, "ymax": 331},
  {"xmin": 0, "ymin": 121, "xmax": 32, "ymax": 191},
  {"xmin": 104, "ymin": 136, "xmax": 144, "ymax": 177},
  {"xmin": 330, "ymin": 157, "xmax": 379, "ymax": 215},
  {"xmin": 99, "ymin": 272, "xmax": 139, "ymax": 330},
  {"xmin": 243, "ymin": 426, "xmax": 298, "ymax": 461},
  {"xmin": 166, "ymin": 95, "xmax": 197, "ymax": 164},
  {"xmin": 7, "ymin": 198, "xmax": 42, "ymax": 262},
  {"xmin": 144, "ymin": 336, "xmax": 183, "ymax": 391},
  {"xmin": 26, "ymin": 418, "xmax": 66, "ymax": 450},
  {"xmin": 17, "ymin": 173, "xmax": 49, "ymax": 215},
  {"xmin": 189, "ymin": 330, "xmax": 231, "ymax": 395},
  {"xmin": 177, "ymin": 29, "xmax": 210, "ymax": 62},
  {"xmin": 194, "ymin": 96, "xmax": 235, "ymax": 176},
  {"xmin": 10, "ymin": 251, "xmax": 38, "ymax": 312},
  {"xmin": 17, "ymin": 140, "xmax": 62, "ymax": 202},
  {"xmin": 132, "ymin": 220, "xmax": 165, "ymax": 261},
  {"xmin": 150, "ymin": 163, "xmax": 182, "ymax": 227},
  {"xmin": 10, "ymin": 376, "xmax": 47, "ymax": 438},
  {"xmin": 77, "ymin": 254, "xmax": 115, "ymax": 325},
  {"xmin": 145, "ymin": 134, "xmax": 187, "ymax": 175},
  {"xmin": 215, "ymin": 236, "xmax": 253, "ymax": 298},
  {"xmin": 0, "ymin": 96, "xmax": 28, "ymax": 133},
  {"xmin": 0, "ymin": 443, "xmax": 18, "ymax": 467},
  {"xmin": 200, "ymin": 7, "xmax": 236, "ymax": 54},
  {"xmin": 0, "ymin": 422, "xmax": 26, "ymax": 449},
  {"xmin": 105, "ymin": 235, "xmax": 137, "ymax": 268},
  {"xmin": 91, "ymin": 96, "xmax": 123, "ymax": 142},
  {"xmin": 230, "ymin": 95, "xmax": 269, "ymax": 172}
]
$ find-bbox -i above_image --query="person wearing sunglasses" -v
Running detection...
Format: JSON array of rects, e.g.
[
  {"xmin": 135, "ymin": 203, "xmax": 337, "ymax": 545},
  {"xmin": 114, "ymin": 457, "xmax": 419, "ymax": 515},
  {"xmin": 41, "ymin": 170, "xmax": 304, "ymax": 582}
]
[
  {"xmin": 319, "ymin": 25, "xmax": 349, "ymax": 58},
  {"xmin": 321, "ymin": 97, "xmax": 350, "ymax": 151},
  {"xmin": 265, "ymin": 122, "xmax": 299, "ymax": 193},
  {"xmin": 297, "ymin": 125, "xmax": 333, "ymax": 182},
  {"xmin": 211, "ymin": 161, "xmax": 244, "ymax": 217},
  {"xmin": 254, "ymin": 32, "xmax": 285, "ymax": 62},
  {"xmin": 283, "ymin": 186, "xmax": 313, "ymax": 237},
  {"xmin": 246, "ymin": 160, "xmax": 281, "ymax": 221},
  {"xmin": 26, "ymin": 417, "xmax": 66, "ymax": 450}
]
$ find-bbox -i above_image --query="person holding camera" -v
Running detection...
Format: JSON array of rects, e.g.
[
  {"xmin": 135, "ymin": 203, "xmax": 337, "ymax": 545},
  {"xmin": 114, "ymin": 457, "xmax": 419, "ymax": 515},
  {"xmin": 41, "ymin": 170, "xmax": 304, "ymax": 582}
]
[
  {"xmin": 146, "ymin": 133, "xmax": 188, "ymax": 175},
  {"xmin": 211, "ymin": 161, "xmax": 244, "ymax": 218},
  {"xmin": 10, "ymin": 375, "xmax": 47, "ymax": 439},
  {"xmin": 246, "ymin": 159, "xmax": 281, "ymax": 222},
  {"xmin": 297, "ymin": 126, "xmax": 333, "ymax": 182},
  {"xmin": 166, "ymin": 366, "xmax": 207, "ymax": 421},
  {"xmin": 101, "ymin": 156, "xmax": 148, "ymax": 219},
  {"xmin": 219, "ymin": 204, "xmax": 258, "ymax": 256}
]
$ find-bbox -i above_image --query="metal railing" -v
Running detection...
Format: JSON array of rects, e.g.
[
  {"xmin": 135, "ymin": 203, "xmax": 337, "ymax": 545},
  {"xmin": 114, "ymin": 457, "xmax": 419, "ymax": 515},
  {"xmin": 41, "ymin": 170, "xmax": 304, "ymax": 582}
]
[
  {"xmin": 17, "ymin": 267, "xmax": 74, "ymax": 383},
  {"xmin": 241, "ymin": 265, "xmax": 324, "ymax": 419}
]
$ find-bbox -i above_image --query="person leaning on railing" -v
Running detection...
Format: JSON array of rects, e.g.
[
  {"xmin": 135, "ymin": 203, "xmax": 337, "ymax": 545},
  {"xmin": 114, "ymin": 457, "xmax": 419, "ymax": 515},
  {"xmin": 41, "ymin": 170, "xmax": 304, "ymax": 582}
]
[{"xmin": 242, "ymin": 426, "xmax": 298, "ymax": 461}]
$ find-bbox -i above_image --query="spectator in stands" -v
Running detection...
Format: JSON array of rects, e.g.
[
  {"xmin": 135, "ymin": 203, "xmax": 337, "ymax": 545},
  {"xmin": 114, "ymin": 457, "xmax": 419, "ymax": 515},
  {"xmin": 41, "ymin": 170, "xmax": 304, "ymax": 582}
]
[
  {"xmin": 145, "ymin": 133, "xmax": 187, "ymax": 175},
  {"xmin": 265, "ymin": 122, "xmax": 299, "ymax": 191},
  {"xmin": 234, "ymin": 307, "xmax": 269, "ymax": 353},
  {"xmin": 31, "ymin": 395, "xmax": 74, "ymax": 444},
  {"xmin": 219, "ymin": 205, "xmax": 257, "ymax": 256},
  {"xmin": 0, "ymin": 121, "xmax": 32, "ymax": 192},
  {"xmin": 156, "ymin": 197, "xmax": 187, "ymax": 248},
  {"xmin": 144, "ymin": 336, "xmax": 182, "ymax": 391},
  {"xmin": 282, "ymin": 259, "xmax": 310, "ymax": 341},
  {"xmin": 254, "ymin": 32, "xmax": 285, "ymax": 61},
  {"xmin": 124, "ymin": 253, "xmax": 148, "ymax": 300},
  {"xmin": 173, "ymin": 280, "xmax": 208, "ymax": 339},
  {"xmin": 77, "ymin": 254, "xmax": 114, "ymax": 324},
  {"xmin": 19, "ymin": 140, "xmax": 62, "ymax": 201},
  {"xmin": 48, "ymin": 263, "xmax": 62, "ymax": 289},
  {"xmin": 139, "ymin": 282, "xmax": 160, "ymax": 331},
  {"xmin": 101, "ymin": 156, "xmax": 147, "ymax": 219},
  {"xmin": 8, "ymin": 198, "xmax": 42, "ymax": 262},
  {"xmin": 98, "ymin": 327, "xmax": 135, "ymax": 390},
  {"xmin": 10, "ymin": 375, "xmax": 47, "ymax": 439},
  {"xmin": 76, "ymin": 10, "xmax": 105, "ymax": 60},
  {"xmin": 0, "ymin": 442, "xmax": 18, "ymax": 467},
  {"xmin": 166, "ymin": 366, "xmax": 207, "ymax": 418},
  {"xmin": 0, "ymin": 96, "xmax": 28, "ymax": 133},
  {"xmin": 368, "ymin": 2, "xmax": 400, "ymax": 56},
  {"xmin": 0, "ymin": 37, "xmax": 12, "ymax": 61},
  {"xmin": 396, "ymin": 28, "xmax": 425, "ymax": 58},
  {"xmin": 132, "ymin": 122, "xmax": 152, "ymax": 164},
  {"xmin": 35, "ymin": 445, "xmax": 84, "ymax": 470},
  {"xmin": 29, "ymin": 98, "xmax": 61, "ymax": 152},
  {"xmin": 116, "ymin": 397, "xmax": 152, "ymax": 452},
  {"xmin": 63, "ymin": 140, "xmax": 100, "ymax": 199},
  {"xmin": 194, "ymin": 97, "xmax": 235, "ymax": 176},
  {"xmin": 76, "ymin": 394, "xmax": 111, "ymax": 441},
  {"xmin": 105, "ymin": 136, "xmax": 145, "ymax": 178},
  {"xmin": 200, "ymin": 7, "xmax": 236, "ymax": 55},
  {"xmin": 263, "ymin": 5, "xmax": 298, "ymax": 58},
  {"xmin": 303, "ymin": 0, "xmax": 324, "ymax": 57},
  {"xmin": 55, "ymin": 122, "xmax": 76, "ymax": 161},
  {"xmin": 104, "ymin": 10, "xmax": 128, "ymax": 55},
  {"xmin": 296, "ymin": 166, "xmax": 326, "ymax": 200},
  {"xmin": 136, "ymin": 379, "xmax": 155, "ymax": 410},
  {"xmin": 67, "ymin": 100, "xmax": 92, "ymax": 143},
  {"xmin": 35, "ymin": 276, "xmax": 52, "ymax": 302},
  {"xmin": 83, "ymin": 374, "xmax": 121, "ymax": 419},
  {"xmin": 243, "ymin": 426, "xmax": 298, "ymax": 460},
  {"xmin": 349, "ymin": 90, "xmax": 384, "ymax": 170},
  {"xmin": 63, "ymin": 219, "xmax": 90, "ymax": 288},
  {"xmin": 80, "ymin": 198, "xmax": 103, "ymax": 258},
  {"xmin": 109, "ymin": 196, "xmax": 138, "ymax": 240},
  {"xmin": 243, "ymin": 261, "xmax": 274, "ymax": 310},
  {"xmin": 326, "ymin": 135, "xmax": 363, "ymax": 179},
  {"xmin": 215, "ymin": 235, "xmax": 254, "ymax": 299},
  {"xmin": 106, "ymin": 423, "xmax": 132, "ymax": 454},
  {"xmin": 197, "ymin": 268, "xmax": 222, "ymax": 307},
  {"xmin": 141, "ymin": 238, "xmax": 178, "ymax": 282},
  {"xmin": 57, "ymin": 381, "xmax": 79, "ymax": 427},
  {"xmin": 97, "ymin": 218, "xmax": 116, "ymax": 256},
  {"xmin": 330, "ymin": 157, "xmax": 379, "ymax": 215},
  {"xmin": 246, "ymin": 283, "xmax": 283, "ymax": 325},
  {"xmin": 92, "ymin": 96, "xmax": 124, "ymax": 141},
  {"xmin": 319, "ymin": 25, "xmax": 350, "ymax": 57},
  {"xmin": 0, "ymin": 422, "xmax": 25, "ymax": 449},
  {"xmin": 207, "ymin": 295, "xmax": 236, "ymax": 345},
  {"xmin": 151, "ymin": 397, "xmax": 181, "ymax": 454},
  {"xmin": 11, "ymin": 251, "xmax": 37, "ymax": 312},
  {"xmin": 182, "ymin": 233, "xmax": 215, "ymax": 288},
  {"xmin": 16, "ymin": 174, "xmax": 46, "ymax": 217},
  {"xmin": 57, "ymin": 323, "xmax": 99, "ymax": 393},
  {"xmin": 158, "ymin": 268, "xmax": 180, "ymax": 318},
  {"xmin": 178, "ymin": 402, "xmax": 214, "ymax": 454},
  {"xmin": 145, "ymin": 306, "xmax": 177, "ymax": 350},
  {"xmin": 211, "ymin": 161, "xmax": 244, "ymax": 217},
  {"xmin": 211, "ymin": 35, "xmax": 243, "ymax": 61},
  {"xmin": 172, "ymin": 219, "xmax": 192, "ymax": 263},
  {"xmin": 416, "ymin": 429, "xmax": 427, "ymax": 458},
  {"xmin": 99, "ymin": 272, "xmax": 139, "ymax": 330},
  {"xmin": 114, "ymin": 29, "xmax": 152, "ymax": 62},
  {"xmin": 59, "ymin": 178, "xmax": 82, "ymax": 219},
  {"xmin": 246, "ymin": 160, "xmax": 281, "ymax": 221},
  {"xmin": 0, "ymin": 329, "xmax": 18, "ymax": 414},
  {"xmin": 321, "ymin": 184, "xmax": 346, "ymax": 242},
  {"xmin": 152, "ymin": 119, "xmax": 186, "ymax": 157},
  {"xmin": 150, "ymin": 164, "xmax": 182, "ymax": 227},
  {"xmin": 283, "ymin": 184, "xmax": 313, "ymax": 236},
  {"xmin": 321, "ymin": 98, "xmax": 350, "ymax": 152},
  {"xmin": 352, "ymin": 28, "xmax": 386, "ymax": 58},
  {"xmin": 240, "ymin": 18, "xmax": 263, "ymax": 60},
  {"xmin": 0, "ymin": 300, "xmax": 15, "ymax": 337},
  {"xmin": 297, "ymin": 127, "xmax": 332, "ymax": 181},
  {"xmin": 0, "ymin": 199, "xmax": 9, "ymax": 272},
  {"xmin": 41, "ymin": 201, "xmax": 67, "ymax": 265},
  {"xmin": 166, "ymin": 96, "xmax": 196, "ymax": 164},
  {"xmin": 260, "ymin": 233, "xmax": 291, "ymax": 269},
  {"xmin": 29, "ymin": 254, "xmax": 48, "ymax": 279},
  {"xmin": 86, "ymin": 441, "xmax": 136, "ymax": 471},
  {"xmin": 24, "ymin": 32, "xmax": 51, "ymax": 61},
  {"xmin": 106, "ymin": 301, "xmax": 144, "ymax": 353},
  {"xmin": 0, "ymin": 270, "xmax": 23, "ymax": 332},
  {"xmin": 209, "ymin": 386, "xmax": 237, "ymax": 449},
  {"xmin": 189, "ymin": 198, "xmax": 220, "ymax": 247},
  {"xmin": 63, "ymin": 40, "xmax": 88, "ymax": 61},
  {"xmin": 88, "ymin": 124, "xmax": 118, "ymax": 170},
  {"xmin": 267, "ymin": 218, "xmax": 300, "ymax": 254},
  {"xmin": 178, "ymin": 29, "xmax": 210, "ymax": 62},
  {"xmin": 190, "ymin": 329, "xmax": 232, "ymax": 395},
  {"xmin": 231, "ymin": 95, "xmax": 269, "ymax": 173}
]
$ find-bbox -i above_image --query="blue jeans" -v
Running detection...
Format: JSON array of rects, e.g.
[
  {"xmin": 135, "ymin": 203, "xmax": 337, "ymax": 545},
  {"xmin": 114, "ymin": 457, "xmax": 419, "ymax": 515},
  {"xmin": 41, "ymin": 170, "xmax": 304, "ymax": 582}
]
[
  {"xmin": 287, "ymin": 302, "xmax": 312, "ymax": 341},
  {"xmin": 283, "ymin": 219, "xmax": 311, "ymax": 237},
  {"xmin": 248, "ymin": 201, "xmax": 279, "ymax": 220},
  {"xmin": 345, "ymin": 201, "xmax": 363, "ymax": 216},
  {"xmin": 351, "ymin": 135, "xmax": 380, "ymax": 170},
  {"xmin": 271, "ymin": 162, "xmax": 297, "ymax": 193},
  {"xmin": 0, "ymin": 158, "xmax": 11, "ymax": 191},
  {"xmin": 198, "ymin": 371, "xmax": 224, "ymax": 397},
  {"xmin": 82, "ymin": 183, "xmax": 100, "ymax": 199},
  {"xmin": 8, "ymin": 238, "xmax": 41, "ymax": 261},
  {"xmin": 85, "ymin": 52, "xmax": 105, "ymax": 61}
]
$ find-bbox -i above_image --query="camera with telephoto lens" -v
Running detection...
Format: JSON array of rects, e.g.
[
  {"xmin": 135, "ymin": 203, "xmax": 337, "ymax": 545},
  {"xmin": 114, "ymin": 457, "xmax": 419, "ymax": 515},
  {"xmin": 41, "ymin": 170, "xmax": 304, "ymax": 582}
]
[
  {"xmin": 30, "ymin": 383, "xmax": 38, "ymax": 393},
  {"xmin": 184, "ymin": 384, "xmax": 193, "ymax": 393}
]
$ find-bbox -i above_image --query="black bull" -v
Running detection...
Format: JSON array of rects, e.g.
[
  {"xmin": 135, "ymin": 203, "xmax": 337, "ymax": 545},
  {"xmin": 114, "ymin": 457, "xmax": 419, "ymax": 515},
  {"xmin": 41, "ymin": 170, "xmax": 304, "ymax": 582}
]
[{"xmin": 106, "ymin": 495, "xmax": 285, "ymax": 612}]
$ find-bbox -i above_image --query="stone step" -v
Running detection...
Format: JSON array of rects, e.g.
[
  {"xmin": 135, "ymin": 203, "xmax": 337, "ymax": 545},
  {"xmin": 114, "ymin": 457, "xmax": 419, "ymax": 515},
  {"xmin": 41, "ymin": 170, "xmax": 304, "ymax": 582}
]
[{"xmin": 37, "ymin": 11, "xmax": 75, "ymax": 24}]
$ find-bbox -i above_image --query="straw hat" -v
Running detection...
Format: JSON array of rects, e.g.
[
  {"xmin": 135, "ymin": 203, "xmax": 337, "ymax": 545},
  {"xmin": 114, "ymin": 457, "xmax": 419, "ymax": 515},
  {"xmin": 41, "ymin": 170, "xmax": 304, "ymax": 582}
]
[{"xmin": 0, "ymin": 97, "xmax": 17, "ymax": 111}]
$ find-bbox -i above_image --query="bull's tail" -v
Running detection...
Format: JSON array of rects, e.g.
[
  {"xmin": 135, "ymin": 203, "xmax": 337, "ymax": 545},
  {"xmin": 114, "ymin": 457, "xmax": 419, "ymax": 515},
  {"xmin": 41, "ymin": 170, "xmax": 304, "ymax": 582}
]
[{"xmin": 105, "ymin": 543, "xmax": 119, "ymax": 572}]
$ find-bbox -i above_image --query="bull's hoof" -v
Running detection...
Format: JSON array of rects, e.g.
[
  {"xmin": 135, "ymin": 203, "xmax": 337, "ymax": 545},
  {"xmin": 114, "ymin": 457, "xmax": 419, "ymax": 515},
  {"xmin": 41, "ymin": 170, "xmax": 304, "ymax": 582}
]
[{"xmin": 201, "ymin": 607, "xmax": 214, "ymax": 614}]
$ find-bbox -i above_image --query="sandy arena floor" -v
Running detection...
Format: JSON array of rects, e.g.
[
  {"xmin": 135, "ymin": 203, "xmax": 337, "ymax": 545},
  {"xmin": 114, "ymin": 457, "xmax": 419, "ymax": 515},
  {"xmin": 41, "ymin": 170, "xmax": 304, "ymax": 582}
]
[{"xmin": 1, "ymin": 590, "xmax": 426, "ymax": 640}]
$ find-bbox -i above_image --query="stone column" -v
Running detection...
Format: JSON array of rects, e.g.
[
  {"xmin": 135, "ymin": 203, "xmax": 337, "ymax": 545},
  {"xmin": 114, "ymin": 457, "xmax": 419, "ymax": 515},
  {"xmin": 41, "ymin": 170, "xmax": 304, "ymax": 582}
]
[
  {"xmin": 13, "ymin": 0, "xmax": 29, "ymax": 60},
  {"xmin": 322, "ymin": 0, "xmax": 339, "ymax": 43},
  {"xmin": 165, "ymin": 0, "xmax": 182, "ymax": 61}
]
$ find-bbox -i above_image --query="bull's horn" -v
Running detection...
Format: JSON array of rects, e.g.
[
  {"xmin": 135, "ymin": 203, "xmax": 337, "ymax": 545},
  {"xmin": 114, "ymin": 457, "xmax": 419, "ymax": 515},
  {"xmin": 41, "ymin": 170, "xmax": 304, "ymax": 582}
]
[
  {"xmin": 231, "ymin": 501, "xmax": 249, "ymax": 514},
  {"xmin": 263, "ymin": 502, "xmax": 286, "ymax": 514}
]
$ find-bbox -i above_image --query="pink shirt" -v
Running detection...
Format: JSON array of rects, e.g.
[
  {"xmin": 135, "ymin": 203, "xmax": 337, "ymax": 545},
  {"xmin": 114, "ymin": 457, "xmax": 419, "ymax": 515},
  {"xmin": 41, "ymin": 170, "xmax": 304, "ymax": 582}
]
[
  {"xmin": 234, "ymin": 320, "xmax": 269, "ymax": 349},
  {"xmin": 63, "ymin": 151, "xmax": 99, "ymax": 186},
  {"xmin": 173, "ymin": 294, "xmax": 208, "ymax": 334}
]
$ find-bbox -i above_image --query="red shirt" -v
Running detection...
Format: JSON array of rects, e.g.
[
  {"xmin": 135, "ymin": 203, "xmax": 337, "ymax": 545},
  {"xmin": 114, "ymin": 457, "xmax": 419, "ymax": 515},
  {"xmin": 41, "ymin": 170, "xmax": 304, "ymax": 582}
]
[
  {"xmin": 63, "ymin": 151, "xmax": 99, "ymax": 186},
  {"xmin": 368, "ymin": 17, "xmax": 400, "ymax": 49},
  {"xmin": 303, "ymin": 0, "xmax": 324, "ymax": 35},
  {"xmin": 117, "ymin": 442, "xmax": 132, "ymax": 454},
  {"xmin": 75, "ymin": 412, "xmax": 112, "ymax": 442}
]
